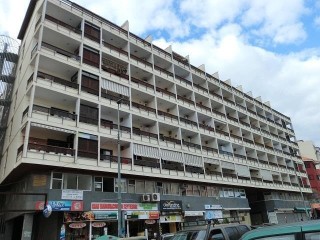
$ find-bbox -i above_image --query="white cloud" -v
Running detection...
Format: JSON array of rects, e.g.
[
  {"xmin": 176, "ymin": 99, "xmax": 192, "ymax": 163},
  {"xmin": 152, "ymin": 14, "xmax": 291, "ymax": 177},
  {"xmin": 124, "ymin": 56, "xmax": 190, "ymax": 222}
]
[{"xmin": 314, "ymin": 16, "xmax": 320, "ymax": 28}]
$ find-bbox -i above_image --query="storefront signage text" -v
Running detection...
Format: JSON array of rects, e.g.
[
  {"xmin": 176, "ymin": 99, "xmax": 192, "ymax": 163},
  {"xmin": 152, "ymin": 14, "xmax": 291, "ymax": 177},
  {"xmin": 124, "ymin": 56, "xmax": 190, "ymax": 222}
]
[
  {"xmin": 62, "ymin": 190, "xmax": 83, "ymax": 200},
  {"xmin": 35, "ymin": 201, "xmax": 83, "ymax": 211},
  {"xmin": 69, "ymin": 223, "xmax": 86, "ymax": 229},
  {"xmin": 204, "ymin": 204, "xmax": 223, "ymax": 210},
  {"xmin": 160, "ymin": 200, "xmax": 182, "ymax": 212},
  {"xmin": 126, "ymin": 211, "xmax": 159, "ymax": 220},
  {"xmin": 91, "ymin": 202, "xmax": 158, "ymax": 211},
  {"xmin": 92, "ymin": 222, "xmax": 106, "ymax": 228}
]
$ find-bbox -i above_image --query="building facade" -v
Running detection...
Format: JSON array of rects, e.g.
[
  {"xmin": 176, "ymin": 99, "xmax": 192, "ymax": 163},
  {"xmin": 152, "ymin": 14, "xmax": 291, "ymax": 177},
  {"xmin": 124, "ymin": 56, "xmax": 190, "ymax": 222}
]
[
  {"xmin": 0, "ymin": 0, "xmax": 312, "ymax": 239},
  {"xmin": 297, "ymin": 140, "xmax": 320, "ymax": 218}
]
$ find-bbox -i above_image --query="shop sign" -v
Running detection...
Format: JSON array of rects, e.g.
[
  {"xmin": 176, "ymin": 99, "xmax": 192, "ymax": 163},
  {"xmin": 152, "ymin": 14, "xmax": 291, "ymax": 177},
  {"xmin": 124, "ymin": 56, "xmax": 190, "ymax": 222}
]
[
  {"xmin": 62, "ymin": 190, "xmax": 83, "ymax": 200},
  {"xmin": 35, "ymin": 201, "xmax": 83, "ymax": 211},
  {"xmin": 160, "ymin": 200, "xmax": 182, "ymax": 212},
  {"xmin": 204, "ymin": 210, "xmax": 222, "ymax": 220},
  {"xmin": 145, "ymin": 220, "xmax": 156, "ymax": 225},
  {"xmin": 204, "ymin": 204, "xmax": 223, "ymax": 210},
  {"xmin": 92, "ymin": 222, "xmax": 106, "ymax": 228},
  {"xmin": 126, "ymin": 211, "xmax": 159, "ymax": 220},
  {"xmin": 184, "ymin": 211, "xmax": 204, "ymax": 217},
  {"xmin": 160, "ymin": 215, "xmax": 182, "ymax": 223},
  {"xmin": 69, "ymin": 222, "xmax": 86, "ymax": 229},
  {"xmin": 93, "ymin": 211, "xmax": 118, "ymax": 220},
  {"xmin": 91, "ymin": 202, "xmax": 158, "ymax": 211}
]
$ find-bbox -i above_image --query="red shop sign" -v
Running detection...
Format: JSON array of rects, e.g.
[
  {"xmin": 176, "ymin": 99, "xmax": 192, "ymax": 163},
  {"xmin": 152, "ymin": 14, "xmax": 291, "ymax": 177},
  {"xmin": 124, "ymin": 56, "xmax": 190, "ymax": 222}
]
[{"xmin": 69, "ymin": 223, "xmax": 86, "ymax": 229}]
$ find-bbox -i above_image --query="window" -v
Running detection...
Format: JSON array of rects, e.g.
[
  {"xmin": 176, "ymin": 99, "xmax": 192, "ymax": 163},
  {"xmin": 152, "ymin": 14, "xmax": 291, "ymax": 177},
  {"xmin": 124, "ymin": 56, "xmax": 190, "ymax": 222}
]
[
  {"xmin": 114, "ymin": 178, "xmax": 127, "ymax": 193},
  {"xmin": 128, "ymin": 180, "xmax": 135, "ymax": 193},
  {"xmin": 136, "ymin": 180, "xmax": 145, "ymax": 193},
  {"xmin": 258, "ymin": 234, "xmax": 295, "ymax": 240},
  {"xmin": 305, "ymin": 232, "xmax": 320, "ymax": 240},
  {"xmin": 94, "ymin": 177, "xmax": 114, "ymax": 192},
  {"xmin": 225, "ymin": 227, "xmax": 239, "ymax": 240},
  {"xmin": 51, "ymin": 172, "xmax": 91, "ymax": 190},
  {"xmin": 209, "ymin": 229, "xmax": 225, "ymax": 240}
]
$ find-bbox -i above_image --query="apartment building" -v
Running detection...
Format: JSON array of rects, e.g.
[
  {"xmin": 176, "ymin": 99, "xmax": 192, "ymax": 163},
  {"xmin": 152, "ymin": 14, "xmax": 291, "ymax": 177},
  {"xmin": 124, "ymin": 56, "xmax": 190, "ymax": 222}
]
[
  {"xmin": 0, "ymin": 0, "xmax": 312, "ymax": 239},
  {"xmin": 297, "ymin": 140, "xmax": 320, "ymax": 218}
]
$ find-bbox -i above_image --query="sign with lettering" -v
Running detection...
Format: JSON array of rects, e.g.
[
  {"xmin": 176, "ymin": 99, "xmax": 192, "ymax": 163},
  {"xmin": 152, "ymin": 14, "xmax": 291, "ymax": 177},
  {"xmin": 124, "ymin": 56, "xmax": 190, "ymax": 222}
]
[
  {"xmin": 62, "ymin": 190, "xmax": 83, "ymax": 200},
  {"xmin": 91, "ymin": 202, "xmax": 158, "ymax": 211},
  {"xmin": 35, "ymin": 201, "xmax": 83, "ymax": 211},
  {"xmin": 160, "ymin": 200, "xmax": 182, "ymax": 212},
  {"xmin": 126, "ymin": 211, "xmax": 159, "ymax": 220},
  {"xmin": 204, "ymin": 205, "xmax": 223, "ymax": 210}
]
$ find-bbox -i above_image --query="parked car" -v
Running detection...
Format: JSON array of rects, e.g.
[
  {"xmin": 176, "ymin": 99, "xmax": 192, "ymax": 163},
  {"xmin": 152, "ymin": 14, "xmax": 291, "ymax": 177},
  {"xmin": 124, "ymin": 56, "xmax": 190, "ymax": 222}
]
[
  {"xmin": 160, "ymin": 233, "xmax": 175, "ymax": 240},
  {"xmin": 240, "ymin": 220, "xmax": 320, "ymax": 240},
  {"xmin": 170, "ymin": 223, "xmax": 251, "ymax": 240}
]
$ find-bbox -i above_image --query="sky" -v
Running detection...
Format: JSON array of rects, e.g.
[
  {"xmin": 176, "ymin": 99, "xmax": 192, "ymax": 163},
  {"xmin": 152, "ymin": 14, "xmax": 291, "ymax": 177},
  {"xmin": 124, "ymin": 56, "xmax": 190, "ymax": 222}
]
[{"xmin": 0, "ymin": 0, "xmax": 319, "ymax": 148}]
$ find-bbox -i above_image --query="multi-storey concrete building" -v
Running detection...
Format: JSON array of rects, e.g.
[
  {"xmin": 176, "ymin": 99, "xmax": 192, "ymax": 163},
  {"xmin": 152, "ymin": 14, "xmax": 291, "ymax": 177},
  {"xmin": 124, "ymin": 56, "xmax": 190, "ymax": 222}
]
[{"xmin": 0, "ymin": 0, "xmax": 312, "ymax": 239}]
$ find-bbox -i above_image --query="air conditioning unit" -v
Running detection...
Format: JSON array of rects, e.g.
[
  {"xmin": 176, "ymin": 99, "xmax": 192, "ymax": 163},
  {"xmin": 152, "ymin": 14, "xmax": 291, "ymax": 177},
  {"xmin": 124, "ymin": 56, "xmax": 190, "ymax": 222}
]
[
  {"xmin": 141, "ymin": 194, "xmax": 150, "ymax": 202},
  {"xmin": 151, "ymin": 193, "xmax": 160, "ymax": 202}
]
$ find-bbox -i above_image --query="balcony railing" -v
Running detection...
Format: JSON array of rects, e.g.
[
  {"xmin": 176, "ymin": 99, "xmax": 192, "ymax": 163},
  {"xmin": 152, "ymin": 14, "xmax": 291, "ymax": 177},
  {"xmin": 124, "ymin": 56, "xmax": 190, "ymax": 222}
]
[
  {"xmin": 37, "ymin": 71, "xmax": 79, "ymax": 89},
  {"xmin": 193, "ymin": 83, "xmax": 207, "ymax": 92},
  {"xmin": 212, "ymin": 109, "xmax": 225, "ymax": 117},
  {"xmin": 216, "ymin": 129, "xmax": 229, "ymax": 137},
  {"xmin": 157, "ymin": 110, "xmax": 179, "ymax": 121},
  {"xmin": 202, "ymin": 146, "xmax": 218, "ymax": 154},
  {"xmin": 175, "ymin": 75, "xmax": 192, "ymax": 85},
  {"xmin": 100, "ymin": 119, "xmax": 131, "ymax": 133},
  {"xmin": 101, "ymin": 92, "xmax": 130, "ymax": 106},
  {"xmin": 133, "ymin": 128, "xmax": 158, "ymax": 139},
  {"xmin": 33, "ymin": 105, "xmax": 76, "ymax": 120},
  {"xmin": 45, "ymin": 14, "xmax": 81, "ymax": 34},
  {"xmin": 226, "ymin": 115, "xmax": 238, "ymax": 122},
  {"xmin": 153, "ymin": 45, "xmax": 172, "ymax": 59},
  {"xmin": 196, "ymin": 103, "xmax": 211, "ymax": 112},
  {"xmin": 41, "ymin": 42, "xmax": 80, "ymax": 61},
  {"xmin": 210, "ymin": 91, "xmax": 223, "ymax": 99},
  {"xmin": 130, "ymin": 54, "xmax": 152, "ymax": 67},
  {"xmin": 154, "ymin": 65, "xmax": 173, "ymax": 77},
  {"xmin": 131, "ymin": 102, "xmax": 156, "ymax": 114},
  {"xmin": 198, "ymin": 123, "xmax": 215, "ymax": 132},
  {"xmin": 177, "ymin": 95, "xmax": 195, "ymax": 105},
  {"xmin": 78, "ymin": 150, "xmax": 98, "ymax": 159},
  {"xmin": 27, "ymin": 142, "xmax": 75, "ymax": 156},
  {"xmin": 155, "ymin": 87, "xmax": 176, "ymax": 98},
  {"xmin": 182, "ymin": 140, "xmax": 201, "ymax": 149},
  {"xmin": 100, "ymin": 155, "xmax": 132, "ymax": 164},
  {"xmin": 129, "ymin": 33, "xmax": 151, "ymax": 47},
  {"xmin": 243, "ymin": 138, "xmax": 254, "ymax": 144},
  {"xmin": 179, "ymin": 117, "xmax": 198, "ymax": 127},
  {"xmin": 131, "ymin": 77, "xmax": 154, "ymax": 90},
  {"xmin": 160, "ymin": 135, "xmax": 181, "ymax": 145},
  {"xmin": 79, "ymin": 115, "xmax": 98, "ymax": 125},
  {"xmin": 102, "ymin": 41, "xmax": 128, "ymax": 56},
  {"xmin": 135, "ymin": 158, "xmax": 160, "ymax": 168},
  {"xmin": 219, "ymin": 150, "xmax": 233, "ymax": 157}
]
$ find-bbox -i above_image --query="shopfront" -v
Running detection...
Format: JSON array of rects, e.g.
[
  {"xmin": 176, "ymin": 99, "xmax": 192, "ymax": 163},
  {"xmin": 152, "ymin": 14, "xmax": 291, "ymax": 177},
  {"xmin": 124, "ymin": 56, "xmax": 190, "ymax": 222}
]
[
  {"xmin": 159, "ymin": 200, "xmax": 183, "ymax": 234},
  {"xmin": 91, "ymin": 202, "xmax": 160, "ymax": 238}
]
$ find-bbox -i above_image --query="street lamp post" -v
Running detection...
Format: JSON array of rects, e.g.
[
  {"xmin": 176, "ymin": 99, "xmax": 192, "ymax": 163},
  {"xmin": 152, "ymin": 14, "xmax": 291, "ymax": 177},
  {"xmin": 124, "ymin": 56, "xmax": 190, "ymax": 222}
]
[{"xmin": 117, "ymin": 98, "xmax": 123, "ymax": 237}]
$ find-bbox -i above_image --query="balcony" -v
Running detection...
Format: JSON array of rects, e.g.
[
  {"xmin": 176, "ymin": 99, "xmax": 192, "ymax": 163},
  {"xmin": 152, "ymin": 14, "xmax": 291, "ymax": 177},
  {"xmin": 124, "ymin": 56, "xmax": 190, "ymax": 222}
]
[
  {"xmin": 45, "ymin": 14, "xmax": 81, "ymax": 35},
  {"xmin": 101, "ymin": 58, "xmax": 129, "ymax": 79},
  {"xmin": 32, "ymin": 105, "xmax": 76, "ymax": 121},
  {"xmin": 100, "ymin": 154, "xmax": 132, "ymax": 164},
  {"xmin": 212, "ymin": 109, "xmax": 225, "ymax": 118},
  {"xmin": 134, "ymin": 157, "xmax": 160, "ymax": 168},
  {"xmin": 153, "ymin": 45, "xmax": 172, "ymax": 59},
  {"xmin": 79, "ymin": 115, "xmax": 98, "ymax": 125},
  {"xmin": 210, "ymin": 91, "xmax": 223, "ymax": 99},
  {"xmin": 219, "ymin": 150, "xmax": 233, "ymax": 157},
  {"xmin": 179, "ymin": 117, "xmax": 198, "ymax": 127},
  {"xmin": 131, "ymin": 77, "xmax": 154, "ymax": 91},
  {"xmin": 216, "ymin": 129, "xmax": 229, "ymax": 137},
  {"xmin": 157, "ymin": 110, "xmax": 179, "ymax": 121},
  {"xmin": 131, "ymin": 102, "xmax": 156, "ymax": 114},
  {"xmin": 202, "ymin": 146, "xmax": 218, "ymax": 154},
  {"xmin": 193, "ymin": 83, "xmax": 208, "ymax": 93},
  {"xmin": 129, "ymin": 33, "xmax": 151, "ymax": 48},
  {"xmin": 185, "ymin": 165, "xmax": 204, "ymax": 174},
  {"xmin": 156, "ymin": 87, "xmax": 176, "ymax": 98},
  {"xmin": 198, "ymin": 123, "xmax": 215, "ymax": 132},
  {"xmin": 226, "ymin": 115, "xmax": 238, "ymax": 123},
  {"xmin": 182, "ymin": 140, "xmax": 201, "ymax": 150},
  {"xmin": 41, "ymin": 42, "xmax": 80, "ymax": 61},
  {"xmin": 177, "ymin": 95, "xmax": 195, "ymax": 106},
  {"xmin": 190, "ymin": 65, "xmax": 206, "ymax": 77},
  {"xmin": 101, "ymin": 92, "xmax": 130, "ymax": 106},
  {"xmin": 102, "ymin": 41, "xmax": 128, "ymax": 57},
  {"xmin": 132, "ymin": 128, "xmax": 158, "ymax": 140},
  {"xmin": 160, "ymin": 135, "xmax": 181, "ymax": 145},
  {"xmin": 37, "ymin": 71, "xmax": 79, "ymax": 89},
  {"xmin": 100, "ymin": 119, "xmax": 131, "ymax": 133},
  {"xmin": 196, "ymin": 103, "xmax": 211, "ymax": 112},
  {"xmin": 175, "ymin": 75, "xmax": 192, "ymax": 86},
  {"xmin": 154, "ymin": 65, "xmax": 174, "ymax": 78},
  {"xmin": 130, "ymin": 54, "xmax": 152, "ymax": 68},
  {"xmin": 27, "ymin": 142, "xmax": 74, "ymax": 156}
]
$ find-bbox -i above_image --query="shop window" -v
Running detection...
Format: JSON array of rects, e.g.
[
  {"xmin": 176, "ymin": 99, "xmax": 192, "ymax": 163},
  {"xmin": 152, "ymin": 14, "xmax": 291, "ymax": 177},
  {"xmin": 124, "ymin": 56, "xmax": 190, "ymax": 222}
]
[{"xmin": 239, "ymin": 189, "xmax": 246, "ymax": 198}]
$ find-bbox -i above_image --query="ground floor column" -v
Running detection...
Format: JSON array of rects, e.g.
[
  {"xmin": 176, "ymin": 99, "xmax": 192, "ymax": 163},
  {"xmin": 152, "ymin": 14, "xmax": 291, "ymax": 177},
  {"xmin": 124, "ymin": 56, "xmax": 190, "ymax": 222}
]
[{"xmin": 21, "ymin": 213, "xmax": 34, "ymax": 240}]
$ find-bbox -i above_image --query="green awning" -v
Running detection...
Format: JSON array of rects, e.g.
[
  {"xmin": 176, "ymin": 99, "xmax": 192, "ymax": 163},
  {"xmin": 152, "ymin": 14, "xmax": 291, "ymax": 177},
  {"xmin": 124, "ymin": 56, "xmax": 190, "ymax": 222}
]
[{"xmin": 294, "ymin": 207, "xmax": 311, "ymax": 212}]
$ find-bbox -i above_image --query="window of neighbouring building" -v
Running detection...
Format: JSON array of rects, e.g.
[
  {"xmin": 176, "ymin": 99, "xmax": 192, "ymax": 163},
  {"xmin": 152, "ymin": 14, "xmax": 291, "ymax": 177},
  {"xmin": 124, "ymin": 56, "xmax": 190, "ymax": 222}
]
[{"xmin": 51, "ymin": 172, "xmax": 92, "ymax": 190}]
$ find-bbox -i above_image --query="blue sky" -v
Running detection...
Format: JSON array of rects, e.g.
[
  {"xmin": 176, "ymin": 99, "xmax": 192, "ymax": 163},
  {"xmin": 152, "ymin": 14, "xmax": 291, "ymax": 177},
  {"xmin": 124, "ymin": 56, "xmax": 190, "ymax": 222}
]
[{"xmin": 1, "ymin": 0, "xmax": 320, "ymax": 148}]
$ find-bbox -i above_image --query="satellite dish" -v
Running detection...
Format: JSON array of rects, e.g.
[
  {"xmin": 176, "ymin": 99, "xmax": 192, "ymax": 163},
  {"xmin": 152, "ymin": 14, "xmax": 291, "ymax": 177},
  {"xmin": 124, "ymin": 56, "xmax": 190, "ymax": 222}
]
[{"xmin": 43, "ymin": 204, "xmax": 52, "ymax": 218}]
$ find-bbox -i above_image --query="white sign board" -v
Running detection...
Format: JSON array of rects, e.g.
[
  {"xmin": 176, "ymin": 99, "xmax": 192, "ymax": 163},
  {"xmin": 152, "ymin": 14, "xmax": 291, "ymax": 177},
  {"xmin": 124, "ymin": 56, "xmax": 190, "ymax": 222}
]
[
  {"xmin": 62, "ymin": 190, "xmax": 83, "ymax": 200},
  {"xmin": 204, "ymin": 204, "xmax": 223, "ymax": 210},
  {"xmin": 205, "ymin": 210, "xmax": 223, "ymax": 220}
]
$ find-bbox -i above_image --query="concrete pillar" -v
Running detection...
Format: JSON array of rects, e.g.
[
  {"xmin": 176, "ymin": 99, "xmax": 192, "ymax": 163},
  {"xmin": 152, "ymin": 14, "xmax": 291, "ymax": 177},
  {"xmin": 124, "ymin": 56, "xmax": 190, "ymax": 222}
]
[{"xmin": 21, "ymin": 213, "xmax": 34, "ymax": 240}]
